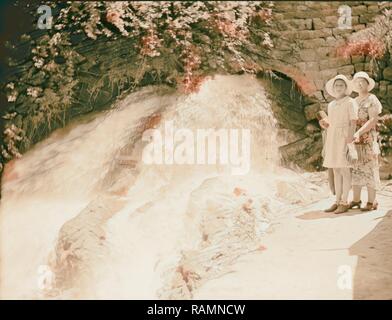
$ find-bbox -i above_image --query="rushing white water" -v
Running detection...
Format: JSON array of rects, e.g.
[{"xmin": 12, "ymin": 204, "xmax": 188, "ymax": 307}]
[{"xmin": 0, "ymin": 75, "xmax": 327, "ymax": 299}]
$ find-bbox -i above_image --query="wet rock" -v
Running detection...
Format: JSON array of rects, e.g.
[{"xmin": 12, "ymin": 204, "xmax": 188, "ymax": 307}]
[
  {"xmin": 304, "ymin": 103, "xmax": 320, "ymax": 121},
  {"xmin": 380, "ymin": 155, "xmax": 392, "ymax": 180},
  {"xmin": 383, "ymin": 67, "xmax": 392, "ymax": 81},
  {"xmin": 305, "ymin": 122, "xmax": 320, "ymax": 136},
  {"xmin": 280, "ymin": 135, "xmax": 323, "ymax": 171},
  {"xmin": 158, "ymin": 176, "xmax": 272, "ymax": 299},
  {"xmin": 45, "ymin": 195, "xmax": 128, "ymax": 297}
]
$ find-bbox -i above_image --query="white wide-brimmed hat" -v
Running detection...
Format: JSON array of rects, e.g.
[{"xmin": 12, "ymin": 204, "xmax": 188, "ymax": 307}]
[
  {"xmin": 325, "ymin": 74, "xmax": 353, "ymax": 98},
  {"xmin": 352, "ymin": 71, "xmax": 375, "ymax": 92}
]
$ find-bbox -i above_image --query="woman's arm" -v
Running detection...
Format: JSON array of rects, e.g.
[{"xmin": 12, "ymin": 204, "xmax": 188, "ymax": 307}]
[
  {"xmin": 347, "ymin": 120, "xmax": 357, "ymax": 143},
  {"xmin": 319, "ymin": 103, "xmax": 331, "ymax": 129},
  {"xmin": 354, "ymin": 108, "xmax": 379, "ymax": 142},
  {"xmin": 347, "ymin": 100, "xmax": 358, "ymax": 143}
]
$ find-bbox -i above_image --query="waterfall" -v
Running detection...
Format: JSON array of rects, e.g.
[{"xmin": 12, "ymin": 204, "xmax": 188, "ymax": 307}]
[{"xmin": 0, "ymin": 75, "xmax": 326, "ymax": 299}]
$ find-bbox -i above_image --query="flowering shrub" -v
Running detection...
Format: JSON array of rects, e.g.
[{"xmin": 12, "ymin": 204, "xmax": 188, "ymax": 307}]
[
  {"xmin": 337, "ymin": 38, "xmax": 386, "ymax": 60},
  {"xmin": 56, "ymin": 1, "xmax": 273, "ymax": 92},
  {"xmin": 3, "ymin": 30, "xmax": 82, "ymax": 162},
  {"xmin": 1, "ymin": 1, "xmax": 273, "ymax": 173},
  {"xmin": 337, "ymin": 9, "xmax": 392, "ymax": 61}
]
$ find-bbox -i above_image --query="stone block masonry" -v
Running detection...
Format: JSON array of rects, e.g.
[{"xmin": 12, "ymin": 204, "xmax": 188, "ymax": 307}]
[
  {"xmin": 263, "ymin": 1, "xmax": 392, "ymax": 112},
  {"xmin": 261, "ymin": 1, "xmax": 392, "ymax": 172}
]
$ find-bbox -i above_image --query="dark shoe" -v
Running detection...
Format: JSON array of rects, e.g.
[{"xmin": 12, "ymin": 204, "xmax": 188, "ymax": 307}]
[
  {"xmin": 324, "ymin": 203, "xmax": 338, "ymax": 212},
  {"xmin": 349, "ymin": 200, "xmax": 362, "ymax": 209},
  {"xmin": 334, "ymin": 204, "xmax": 350, "ymax": 214},
  {"xmin": 360, "ymin": 201, "xmax": 378, "ymax": 212}
]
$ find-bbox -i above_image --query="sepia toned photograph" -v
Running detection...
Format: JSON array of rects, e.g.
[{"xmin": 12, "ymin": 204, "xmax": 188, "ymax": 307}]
[{"xmin": 0, "ymin": 1, "xmax": 391, "ymax": 302}]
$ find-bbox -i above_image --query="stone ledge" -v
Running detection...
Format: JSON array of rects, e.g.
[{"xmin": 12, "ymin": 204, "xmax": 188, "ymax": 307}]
[
  {"xmin": 275, "ymin": 18, "xmax": 313, "ymax": 31},
  {"xmin": 319, "ymin": 57, "xmax": 351, "ymax": 70},
  {"xmin": 301, "ymin": 38, "xmax": 326, "ymax": 49},
  {"xmin": 352, "ymin": 5, "xmax": 368, "ymax": 15},
  {"xmin": 297, "ymin": 29, "xmax": 333, "ymax": 40},
  {"xmin": 304, "ymin": 103, "xmax": 320, "ymax": 121}
]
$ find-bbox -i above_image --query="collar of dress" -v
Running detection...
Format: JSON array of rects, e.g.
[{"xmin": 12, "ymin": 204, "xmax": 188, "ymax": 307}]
[
  {"xmin": 333, "ymin": 96, "xmax": 349, "ymax": 106},
  {"xmin": 357, "ymin": 94, "xmax": 371, "ymax": 106}
]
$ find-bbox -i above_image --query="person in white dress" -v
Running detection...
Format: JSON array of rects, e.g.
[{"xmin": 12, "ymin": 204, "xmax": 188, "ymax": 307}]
[
  {"xmin": 319, "ymin": 75, "xmax": 358, "ymax": 214},
  {"xmin": 349, "ymin": 71, "xmax": 382, "ymax": 211}
]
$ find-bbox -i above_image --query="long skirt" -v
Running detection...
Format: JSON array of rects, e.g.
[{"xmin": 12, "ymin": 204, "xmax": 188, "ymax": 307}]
[{"xmin": 352, "ymin": 143, "xmax": 381, "ymax": 190}]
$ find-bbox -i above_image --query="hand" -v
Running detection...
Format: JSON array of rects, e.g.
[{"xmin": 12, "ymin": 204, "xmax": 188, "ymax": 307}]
[
  {"xmin": 353, "ymin": 132, "xmax": 360, "ymax": 143},
  {"xmin": 319, "ymin": 119, "xmax": 329, "ymax": 129},
  {"xmin": 364, "ymin": 135, "xmax": 373, "ymax": 143},
  {"xmin": 346, "ymin": 136, "xmax": 353, "ymax": 144}
]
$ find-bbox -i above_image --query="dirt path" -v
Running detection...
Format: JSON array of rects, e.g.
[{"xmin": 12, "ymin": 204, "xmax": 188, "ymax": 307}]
[{"xmin": 194, "ymin": 187, "xmax": 392, "ymax": 300}]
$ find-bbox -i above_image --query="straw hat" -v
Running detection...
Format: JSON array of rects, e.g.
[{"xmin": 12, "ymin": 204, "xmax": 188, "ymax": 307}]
[
  {"xmin": 352, "ymin": 71, "xmax": 375, "ymax": 92},
  {"xmin": 325, "ymin": 74, "xmax": 353, "ymax": 98}
]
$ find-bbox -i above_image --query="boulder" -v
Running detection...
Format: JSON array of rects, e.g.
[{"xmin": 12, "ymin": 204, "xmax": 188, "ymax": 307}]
[
  {"xmin": 383, "ymin": 67, "xmax": 392, "ymax": 81},
  {"xmin": 380, "ymin": 155, "xmax": 392, "ymax": 180},
  {"xmin": 305, "ymin": 122, "xmax": 320, "ymax": 135},
  {"xmin": 387, "ymin": 85, "xmax": 392, "ymax": 98},
  {"xmin": 304, "ymin": 103, "xmax": 320, "ymax": 121}
]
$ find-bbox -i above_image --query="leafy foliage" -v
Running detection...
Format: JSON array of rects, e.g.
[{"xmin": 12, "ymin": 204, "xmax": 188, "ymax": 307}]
[{"xmin": 1, "ymin": 1, "xmax": 273, "ymax": 172}]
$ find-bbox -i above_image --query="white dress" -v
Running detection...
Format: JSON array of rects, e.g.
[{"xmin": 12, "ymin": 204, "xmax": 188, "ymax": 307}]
[{"xmin": 323, "ymin": 96, "xmax": 358, "ymax": 168}]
